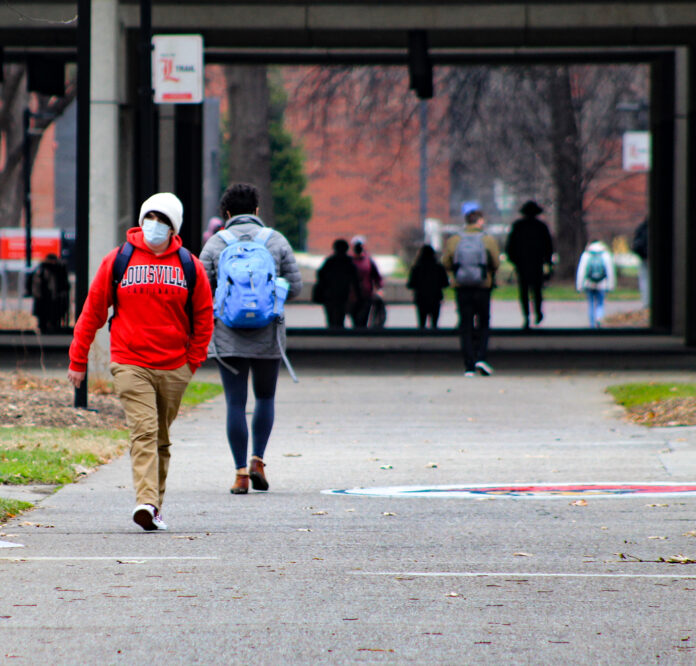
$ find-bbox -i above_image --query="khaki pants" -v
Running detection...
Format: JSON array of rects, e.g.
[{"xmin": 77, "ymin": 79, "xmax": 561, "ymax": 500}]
[{"xmin": 110, "ymin": 363, "xmax": 193, "ymax": 510}]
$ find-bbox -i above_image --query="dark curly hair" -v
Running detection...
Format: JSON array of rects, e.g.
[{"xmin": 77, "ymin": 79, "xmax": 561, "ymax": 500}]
[{"xmin": 219, "ymin": 183, "xmax": 259, "ymax": 218}]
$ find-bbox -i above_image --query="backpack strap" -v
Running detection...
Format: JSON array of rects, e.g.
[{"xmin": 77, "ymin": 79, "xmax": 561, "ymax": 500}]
[
  {"xmin": 255, "ymin": 227, "xmax": 274, "ymax": 246},
  {"xmin": 177, "ymin": 246, "xmax": 197, "ymax": 334},
  {"xmin": 218, "ymin": 228, "xmax": 237, "ymax": 246},
  {"xmin": 109, "ymin": 242, "xmax": 134, "ymax": 330}
]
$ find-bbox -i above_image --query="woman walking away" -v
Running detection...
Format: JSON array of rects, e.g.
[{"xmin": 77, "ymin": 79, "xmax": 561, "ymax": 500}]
[
  {"xmin": 576, "ymin": 239, "xmax": 616, "ymax": 329},
  {"xmin": 407, "ymin": 244, "xmax": 450, "ymax": 329},
  {"xmin": 200, "ymin": 183, "xmax": 303, "ymax": 494}
]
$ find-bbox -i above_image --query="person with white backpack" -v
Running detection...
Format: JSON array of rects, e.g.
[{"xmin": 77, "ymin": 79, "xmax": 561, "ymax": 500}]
[
  {"xmin": 576, "ymin": 239, "xmax": 616, "ymax": 329},
  {"xmin": 200, "ymin": 183, "xmax": 303, "ymax": 495}
]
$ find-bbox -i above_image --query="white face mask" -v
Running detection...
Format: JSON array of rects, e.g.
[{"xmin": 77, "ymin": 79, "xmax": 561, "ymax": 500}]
[{"xmin": 142, "ymin": 218, "xmax": 171, "ymax": 246}]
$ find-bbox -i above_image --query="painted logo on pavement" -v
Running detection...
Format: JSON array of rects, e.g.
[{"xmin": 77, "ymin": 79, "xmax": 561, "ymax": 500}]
[{"xmin": 322, "ymin": 483, "xmax": 696, "ymax": 499}]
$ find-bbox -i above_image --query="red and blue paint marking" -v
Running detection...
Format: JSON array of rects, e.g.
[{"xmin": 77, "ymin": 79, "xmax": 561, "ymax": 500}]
[{"xmin": 323, "ymin": 483, "xmax": 696, "ymax": 499}]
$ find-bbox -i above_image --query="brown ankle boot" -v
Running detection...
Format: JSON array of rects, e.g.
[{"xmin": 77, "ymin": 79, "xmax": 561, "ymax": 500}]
[
  {"xmin": 249, "ymin": 458, "xmax": 269, "ymax": 491},
  {"xmin": 231, "ymin": 473, "xmax": 249, "ymax": 494}
]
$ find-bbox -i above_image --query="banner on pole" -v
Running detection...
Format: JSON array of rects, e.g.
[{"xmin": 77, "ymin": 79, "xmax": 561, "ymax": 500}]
[{"xmin": 622, "ymin": 131, "xmax": 651, "ymax": 172}]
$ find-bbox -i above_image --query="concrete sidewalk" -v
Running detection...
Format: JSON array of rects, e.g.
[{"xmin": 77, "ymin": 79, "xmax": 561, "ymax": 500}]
[{"xmin": 2, "ymin": 360, "xmax": 696, "ymax": 664}]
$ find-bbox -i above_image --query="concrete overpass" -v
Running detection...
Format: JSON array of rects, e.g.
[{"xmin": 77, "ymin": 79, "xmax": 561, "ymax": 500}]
[{"xmin": 2, "ymin": 1, "xmax": 696, "ymax": 347}]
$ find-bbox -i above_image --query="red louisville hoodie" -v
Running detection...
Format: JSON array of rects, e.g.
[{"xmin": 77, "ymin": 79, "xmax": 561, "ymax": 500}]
[{"xmin": 69, "ymin": 227, "xmax": 213, "ymax": 373}]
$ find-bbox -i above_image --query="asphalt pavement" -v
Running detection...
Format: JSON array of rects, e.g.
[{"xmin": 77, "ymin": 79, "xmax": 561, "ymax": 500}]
[{"xmin": 2, "ymin": 340, "xmax": 696, "ymax": 664}]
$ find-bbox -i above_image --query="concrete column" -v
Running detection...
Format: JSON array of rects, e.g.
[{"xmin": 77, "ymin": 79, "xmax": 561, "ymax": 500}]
[
  {"xmin": 89, "ymin": 0, "xmax": 120, "ymax": 376},
  {"xmin": 685, "ymin": 45, "xmax": 696, "ymax": 345},
  {"xmin": 158, "ymin": 104, "xmax": 176, "ymax": 193},
  {"xmin": 672, "ymin": 49, "xmax": 688, "ymax": 338}
]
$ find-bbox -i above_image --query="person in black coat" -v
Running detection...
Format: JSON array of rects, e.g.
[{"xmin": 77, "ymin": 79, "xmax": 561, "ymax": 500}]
[
  {"xmin": 407, "ymin": 244, "xmax": 450, "ymax": 329},
  {"xmin": 315, "ymin": 238, "xmax": 360, "ymax": 328},
  {"xmin": 31, "ymin": 253, "xmax": 70, "ymax": 333},
  {"xmin": 505, "ymin": 200, "xmax": 554, "ymax": 329}
]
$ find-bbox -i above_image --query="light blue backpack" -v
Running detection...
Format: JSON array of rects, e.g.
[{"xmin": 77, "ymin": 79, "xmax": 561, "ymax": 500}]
[{"xmin": 213, "ymin": 227, "xmax": 288, "ymax": 328}]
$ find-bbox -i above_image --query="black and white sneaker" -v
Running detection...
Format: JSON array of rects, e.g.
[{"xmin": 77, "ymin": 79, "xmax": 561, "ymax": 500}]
[
  {"xmin": 475, "ymin": 361, "xmax": 494, "ymax": 376},
  {"xmin": 132, "ymin": 504, "xmax": 167, "ymax": 531}
]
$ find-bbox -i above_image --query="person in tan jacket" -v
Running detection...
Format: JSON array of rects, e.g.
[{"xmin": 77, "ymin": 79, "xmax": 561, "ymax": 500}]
[{"xmin": 443, "ymin": 209, "xmax": 500, "ymax": 376}]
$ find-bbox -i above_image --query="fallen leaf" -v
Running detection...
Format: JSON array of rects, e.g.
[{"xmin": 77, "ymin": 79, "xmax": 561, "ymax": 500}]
[
  {"xmin": 659, "ymin": 554, "xmax": 696, "ymax": 564},
  {"xmin": 445, "ymin": 592, "xmax": 460, "ymax": 597},
  {"xmin": 683, "ymin": 531, "xmax": 696, "ymax": 538},
  {"xmin": 382, "ymin": 512, "xmax": 396, "ymax": 517},
  {"xmin": 312, "ymin": 511, "xmax": 328, "ymax": 516},
  {"xmin": 648, "ymin": 536, "xmax": 668, "ymax": 540},
  {"xmin": 283, "ymin": 453, "xmax": 302, "ymax": 457},
  {"xmin": 357, "ymin": 648, "xmax": 394, "ymax": 653},
  {"xmin": 117, "ymin": 560, "xmax": 146, "ymax": 565},
  {"xmin": 570, "ymin": 500, "xmax": 588, "ymax": 507},
  {"xmin": 513, "ymin": 552, "xmax": 534, "ymax": 557}
]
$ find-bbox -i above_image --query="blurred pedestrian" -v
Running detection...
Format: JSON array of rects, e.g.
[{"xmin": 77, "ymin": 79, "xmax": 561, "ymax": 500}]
[
  {"xmin": 200, "ymin": 183, "xmax": 303, "ymax": 495},
  {"xmin": 443, "ymin": 209, "xmax": 500, "ymax": 376},
  {"xmin": 576, "ymin": 239, "xmax": 616, "ymax": 329},
  {"xmin": 315, "ymin": 238, "xmax": 360, "ymax": 328},
  {"xmin": 31, "ymin": 253, "xmax": 70, "ymax": 333},
  {"xmin": 632, "ymin": 218, "xmax": 649, "ymax": 308},
  {"xmin": 407, "ymin": 244, "xmax": 449, "ymax": 329},
  {"xmin": 203, "ymin": 216, "xmax": 224, "ymax": 244},
  {"xmin": 350, "ymin": 235, "xmax": 383, "ymax": 328},
  {"xmin": 505, "ymin": 200, "xmax": 554, "ymax": 329},
  {"xmin": 67, "ymin": 193, "xmax": 214, "ymax": 531}
]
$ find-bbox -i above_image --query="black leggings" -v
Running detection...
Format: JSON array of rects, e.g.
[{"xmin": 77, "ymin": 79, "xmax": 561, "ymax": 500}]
[{"xmin": 216, "ymin": 357, "xmax": 280, "ymax": 470}]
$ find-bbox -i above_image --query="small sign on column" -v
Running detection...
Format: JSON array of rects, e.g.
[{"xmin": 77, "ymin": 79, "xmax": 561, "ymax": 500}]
[{"xmin": 152, "ymin": 34, "xmax": 204, "ymax": 104}]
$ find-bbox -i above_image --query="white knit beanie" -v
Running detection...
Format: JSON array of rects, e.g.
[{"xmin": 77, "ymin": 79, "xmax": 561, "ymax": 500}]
[{"xmin": 138, "ymin": 193, "xmax": 184, "ymax": 234}]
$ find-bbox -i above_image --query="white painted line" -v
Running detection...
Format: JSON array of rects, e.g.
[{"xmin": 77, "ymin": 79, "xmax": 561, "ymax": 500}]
[
  {"xmin": 0, "ymin": 556, "xmax": 219, "ymax": 561},
  {"xmin": 351, "ymin": 571, "xmax": 696, "ymax": 579},
  {"xmin": 0, "ymin": 540, "xmax": 24, "ymax": 549}
]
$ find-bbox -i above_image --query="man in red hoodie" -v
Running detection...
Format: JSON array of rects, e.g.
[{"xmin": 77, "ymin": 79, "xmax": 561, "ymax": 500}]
[{"xmin": 68, "ymin": 193, "xmax": 214, "ymax": 531}]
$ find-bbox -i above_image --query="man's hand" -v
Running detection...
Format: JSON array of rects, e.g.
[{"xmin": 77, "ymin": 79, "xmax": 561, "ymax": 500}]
[{"xmin": 67, "ymin": 369, "xmax": 86, "ymax": 388}]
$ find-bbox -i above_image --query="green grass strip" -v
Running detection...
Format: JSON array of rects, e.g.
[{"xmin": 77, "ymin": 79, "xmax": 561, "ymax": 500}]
[
  {"xmin": 181, "ymin": 381, "xmax": 223, "ymax": 407},
  {"xmin": 443, "ymin": 284, "xmax": 641, "ymax": 302},
  {"xmin": 0, "ymin": 447, "xmax": 102, "ymax": 485},
  {"xmin": 0, "ymin": 427, "xmax": 128, "ymax": 444},
  {"xmin": 0, "ymin": 497, "xmax": 33, "ymax": 524},
  {"xmin": 606, "ymin": 383, "xmax": 696, "ymax": 408}
]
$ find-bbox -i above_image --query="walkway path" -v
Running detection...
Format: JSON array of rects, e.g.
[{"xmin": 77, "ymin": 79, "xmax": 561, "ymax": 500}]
[{"xmin": 1, "ymin": 359, "xmax": 695, "ymax": 664}]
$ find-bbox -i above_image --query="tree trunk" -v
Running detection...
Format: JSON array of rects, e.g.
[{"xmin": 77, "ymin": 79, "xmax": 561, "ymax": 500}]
[
  {"xmin": 0, "ymin": 64, "xmax": 78, "ymax": 229},
  {"xmin": 549, "ymin": 67, "xmax": 586, "ymax": 279},
  {"xmin": 223, "ymin": 66, "xmax": 274, "ymax": 226},
  {"xmin": 0, "ymin": 65, "xmax": 30, "ymax": 228}
]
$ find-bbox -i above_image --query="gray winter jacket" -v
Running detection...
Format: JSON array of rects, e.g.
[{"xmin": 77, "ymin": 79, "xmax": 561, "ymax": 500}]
[{"xmin": 199, "ymin": 215, "xmax": 303, "ymax": 359}]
